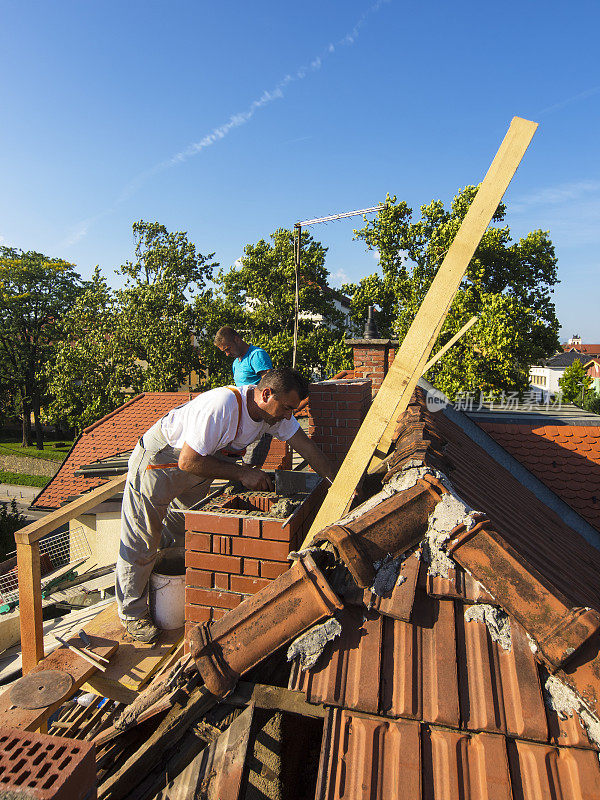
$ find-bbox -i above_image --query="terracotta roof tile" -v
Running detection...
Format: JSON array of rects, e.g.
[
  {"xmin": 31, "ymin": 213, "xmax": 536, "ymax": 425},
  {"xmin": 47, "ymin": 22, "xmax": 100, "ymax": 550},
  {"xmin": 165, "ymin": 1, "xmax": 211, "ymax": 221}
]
[
  {"xmin": 478, "ymin": 421, "xmax": 600, "ymax": 532},
  {"xmin": 33, "ymin": 393, "xmax": 198, "ymax": 509}
]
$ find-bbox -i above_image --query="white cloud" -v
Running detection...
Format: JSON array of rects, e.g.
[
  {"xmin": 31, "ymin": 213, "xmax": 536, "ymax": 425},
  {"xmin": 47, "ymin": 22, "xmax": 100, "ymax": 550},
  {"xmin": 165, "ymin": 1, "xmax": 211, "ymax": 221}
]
[
  {"xmin": 510, "ymin": 180, "xmax": 600, "ymax": 212},
  {"xmin": 332, "ymin": 268, "xmax": 349, "ymax": 284}
]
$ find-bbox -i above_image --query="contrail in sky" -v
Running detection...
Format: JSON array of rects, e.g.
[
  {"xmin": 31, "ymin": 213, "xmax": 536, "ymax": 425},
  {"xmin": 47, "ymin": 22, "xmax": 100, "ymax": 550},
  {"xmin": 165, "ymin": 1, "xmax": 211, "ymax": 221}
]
[
  {"xmin": 537, "ymin": 85, "xmax": 600, "ymax": 117},
  {"xmin": 61, "ymin": 0, "xmax": 391, "ymax": 249}
]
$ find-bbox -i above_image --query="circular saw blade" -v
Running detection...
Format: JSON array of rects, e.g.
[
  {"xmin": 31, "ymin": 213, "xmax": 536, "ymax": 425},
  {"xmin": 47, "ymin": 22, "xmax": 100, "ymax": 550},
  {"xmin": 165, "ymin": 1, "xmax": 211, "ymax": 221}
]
[{"xmin": 10, "ymin": 669, "xmax": 73, "ymax": 709}]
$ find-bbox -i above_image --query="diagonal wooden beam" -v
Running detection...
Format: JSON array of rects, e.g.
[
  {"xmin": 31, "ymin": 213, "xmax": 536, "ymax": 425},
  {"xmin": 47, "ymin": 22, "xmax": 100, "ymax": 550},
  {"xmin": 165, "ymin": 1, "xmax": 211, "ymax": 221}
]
[
  {"xmin": 367, "ymin": 314, "xmax": 479, "ymax": 473},
  {"xmin": 303, "ymin": 117, "xmax": 537, "ymax": 545}
]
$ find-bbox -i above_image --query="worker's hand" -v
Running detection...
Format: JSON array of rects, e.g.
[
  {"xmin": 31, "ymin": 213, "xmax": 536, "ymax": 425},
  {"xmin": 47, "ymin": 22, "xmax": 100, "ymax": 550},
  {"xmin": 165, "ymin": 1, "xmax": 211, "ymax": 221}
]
[{"xmin": 240, "ymin": 467, "xmax": 274, "ymax": 492}]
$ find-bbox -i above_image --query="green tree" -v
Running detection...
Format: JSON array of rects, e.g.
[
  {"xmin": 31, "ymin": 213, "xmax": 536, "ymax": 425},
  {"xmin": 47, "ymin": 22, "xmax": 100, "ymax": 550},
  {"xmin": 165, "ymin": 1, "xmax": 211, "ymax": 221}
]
[
  {"xmin": 0, "ymin": 247, "xmax": 83, "ymax": 447},
  {"xmin": 217, "ymin": 228, "xmax": 351, "ymax": 378},
  {"xmin": 45, "ymin": 268, "xmax": 140, "ymax": 431},
  {"xmin": 349, "ymin": 189, "xmax": 560, "ymax": 397},
  {"xmin": 0, "ymin": 500, "xmax": 26, "ymax": 560},
  {"xmin": 117, "ymin": 221, "xmax": 218, "ymax": 392},
  {"xmin": 559, "ymin": 359, "xmax": 592, "ymax": 405},
  {"xmin": 46, "ymin": 222, "xmax": 219, "ymax": 432}
]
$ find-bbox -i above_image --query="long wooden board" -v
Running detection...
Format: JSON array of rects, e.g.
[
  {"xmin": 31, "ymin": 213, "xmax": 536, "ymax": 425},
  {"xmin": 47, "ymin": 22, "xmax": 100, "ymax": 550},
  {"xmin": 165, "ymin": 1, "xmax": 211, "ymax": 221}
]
[
  {"xmin": 0, "ymin": 633, "xmax": 118, "ymax": 731},
  {"xmin": 304, "ymin": 116, "xmax": 537, "ymax": 544},
  {"xmin": 79, "ymin": 603, "xmax": 183, "ymax": 703}
]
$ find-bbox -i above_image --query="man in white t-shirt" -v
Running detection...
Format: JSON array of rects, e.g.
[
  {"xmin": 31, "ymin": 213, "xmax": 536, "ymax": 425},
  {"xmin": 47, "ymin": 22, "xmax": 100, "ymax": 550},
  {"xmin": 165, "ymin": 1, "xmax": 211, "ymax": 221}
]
[{"xmin": 116, "ymin": 367, "xmax": 335, "ymax": 642}]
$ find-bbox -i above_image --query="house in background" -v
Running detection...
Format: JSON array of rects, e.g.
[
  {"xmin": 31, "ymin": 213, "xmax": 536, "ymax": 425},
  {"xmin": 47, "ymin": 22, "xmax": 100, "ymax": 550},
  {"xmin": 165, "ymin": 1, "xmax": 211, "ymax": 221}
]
[
  {"xmin": 562, "ymin": 334, "xmax": 600, "ymax": 356},
  {"xmin": 529, "ymin": 350, "xmax": 588, "ymax": 401},
  {"xmin": 585, "ymin": 358, "xmax": 600, "ymax": 394}
]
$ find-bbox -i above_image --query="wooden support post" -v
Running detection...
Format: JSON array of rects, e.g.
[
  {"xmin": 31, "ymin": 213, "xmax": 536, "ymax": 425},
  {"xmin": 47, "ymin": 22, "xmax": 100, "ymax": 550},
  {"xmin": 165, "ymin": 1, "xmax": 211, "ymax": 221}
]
[
  {"xmin": 17, "ymin": 541, "xmax": 44, "ymax": 674},
  {"xmin": 303, "ymin": 117, "xmax": 537, "ymax": 545}
]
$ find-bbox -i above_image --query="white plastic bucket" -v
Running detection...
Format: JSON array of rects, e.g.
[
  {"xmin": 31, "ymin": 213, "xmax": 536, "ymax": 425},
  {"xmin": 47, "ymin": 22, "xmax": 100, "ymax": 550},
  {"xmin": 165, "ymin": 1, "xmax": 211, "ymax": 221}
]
[{"xmin": 149, "ymin": 547, "xmax": 185, "ymax": 630}]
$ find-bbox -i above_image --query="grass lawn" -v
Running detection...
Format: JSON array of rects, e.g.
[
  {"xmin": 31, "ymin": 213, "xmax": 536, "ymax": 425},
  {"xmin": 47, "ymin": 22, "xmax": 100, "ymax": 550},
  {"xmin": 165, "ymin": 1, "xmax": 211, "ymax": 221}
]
[
  {"xmin": 0, "ymin": 439, "xmax": 74, "ymax": 462},
  {"xmin": 0, "ymin": 470, "xmax": 48, "ymax": 487}
]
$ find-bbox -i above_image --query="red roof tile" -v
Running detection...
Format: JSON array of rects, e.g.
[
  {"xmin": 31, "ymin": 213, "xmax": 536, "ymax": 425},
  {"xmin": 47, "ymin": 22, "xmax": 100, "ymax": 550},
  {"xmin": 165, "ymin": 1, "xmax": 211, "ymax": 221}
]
[
  {"xmin": 33, "ymin": 393, "xmax": 198, "ymax": 509},
  {"xmin": 478, "ymin": 422, "xmax": 600, "ymax": 532}
]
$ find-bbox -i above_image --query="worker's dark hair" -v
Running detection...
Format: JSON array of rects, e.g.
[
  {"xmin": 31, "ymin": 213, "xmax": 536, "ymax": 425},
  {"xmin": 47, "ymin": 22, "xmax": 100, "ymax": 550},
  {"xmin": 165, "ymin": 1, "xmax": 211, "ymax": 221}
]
[
  {"xmin": 214, "ymin": 326, "xmax": 240, "ymax": 346},
  {"xmin": 257, "ymin": 368, "xmax": 310, "ymax": 401}
]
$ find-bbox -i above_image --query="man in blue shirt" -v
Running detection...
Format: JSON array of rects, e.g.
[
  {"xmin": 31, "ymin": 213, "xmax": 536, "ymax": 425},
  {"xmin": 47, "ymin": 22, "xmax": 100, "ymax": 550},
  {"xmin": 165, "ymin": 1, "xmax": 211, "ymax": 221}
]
[{"xmin": 214, "ymin": 326, "xmax": 274, "ymax": 466}]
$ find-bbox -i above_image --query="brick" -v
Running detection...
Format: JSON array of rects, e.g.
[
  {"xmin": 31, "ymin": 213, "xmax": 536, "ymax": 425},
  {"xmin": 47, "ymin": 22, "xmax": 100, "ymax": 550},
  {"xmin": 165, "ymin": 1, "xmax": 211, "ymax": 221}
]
[
  {"xmin": 242, "ymin": 517, "xmax": 261, "ymax": 538},
  {"xmin": 231, "ymin": 537, "xmax": 290, "ymax": 561},
  {"xmin": 185, "ymin": 531, "xmax": 211, "ymax": 552},
  {"xmin": 244, "ymin": 558, "xmax": 260, "ymax": 576},
  {"xmin": 0, "ymin": 727, "xmax": 96, "ymax": 800},
  {"xmin": 230, "ymin": 574, "xmax": 271, "ymax": 594},
  {"xmin": 261, "ymin": 517, "xmax": 291, "ymax": 541},
  {"xmin": 186, "ymin": 551, "xmax": 242, "ymax": 573},
  {"xmin": 204, "ymin": 514, "xmax": 242, "ymax": 536},
  {"xmin": 186, "ymin": 567, "xmax": 212, "ymax": 588},
  {"xmin": 186, "ymin": 586, "xmax": 242, "ymax": 609},
  {"xmin": 212, "ymin": 608, "xmax": 228, "ymax": 620},
  {"xmin": 214, "ymin": 572, "xmax": 229, "ymax": 590},
  {"xmin": 260, "ymin": 560, "xmax": 291, "ymax": 579},
  {"xmin": 212, "ymin": 535, "xmax": 232, "ymax": 555},
  {"xmin": 186, "ymin": 604, "xmax": 212, "ymax": 623}
]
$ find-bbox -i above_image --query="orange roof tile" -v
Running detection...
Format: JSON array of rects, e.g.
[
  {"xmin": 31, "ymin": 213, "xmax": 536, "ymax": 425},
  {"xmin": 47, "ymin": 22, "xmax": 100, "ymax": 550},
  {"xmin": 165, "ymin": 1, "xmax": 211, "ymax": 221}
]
[
  {"xmin": 479, "ymin": 422, "xmax": 600, "ymax": 533},
  {"xmin": 33, "ymin": 393, "xmax": 198, "ymax": 510}
]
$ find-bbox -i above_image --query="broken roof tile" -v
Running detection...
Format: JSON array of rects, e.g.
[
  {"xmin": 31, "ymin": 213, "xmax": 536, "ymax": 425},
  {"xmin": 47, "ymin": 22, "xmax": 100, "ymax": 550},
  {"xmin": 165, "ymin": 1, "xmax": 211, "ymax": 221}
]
[
  {"xmin": 448, "ymin": 520, "xmax": 600, "ymax": 671},
  {"xmin": 314, "ymin": 476, "xmax": 445, "ymax": 588}
]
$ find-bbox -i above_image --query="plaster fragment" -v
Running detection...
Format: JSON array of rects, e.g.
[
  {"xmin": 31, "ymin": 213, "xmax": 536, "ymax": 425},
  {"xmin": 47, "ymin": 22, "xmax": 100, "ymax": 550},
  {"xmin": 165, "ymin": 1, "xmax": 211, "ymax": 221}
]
[
  {"xmin": 422, "ymin": 490, "xmax": 475, "ymax": 578},
  {"xmin": 371, "ymin": 554, "xmax": 404, "ymax": 597},
  {"xmin": 544, "ymin": 672, "xmax": 600, "ymax": 753},
  {"xmin": 287, "ymin": 617, "xmax": 342, "ymax": 670},
  {"xmin": 464, "ymin": 604, "xmax": 512, "ymax": 651}
]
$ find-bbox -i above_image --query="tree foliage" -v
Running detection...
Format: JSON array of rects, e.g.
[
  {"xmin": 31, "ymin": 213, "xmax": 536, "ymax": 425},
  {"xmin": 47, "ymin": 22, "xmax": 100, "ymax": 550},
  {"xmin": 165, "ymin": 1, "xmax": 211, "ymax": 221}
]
[
  {"xmin": 216, "ymin": 228, "xmax": 352, "ymax": 379},
  {"xmin": 345, "ymin": 189, "xmax": 560, "ymax": 397},
  {"xmin": 46, "ymin": 222, "xmax": 218, "ymax": 432},
  {"xmin": 0, "ymin": 247, "xmax": 83, "ymax": 447},
  {"xmin": 559, "ymin": 359, "xmax": 592, "ymax": 405}
]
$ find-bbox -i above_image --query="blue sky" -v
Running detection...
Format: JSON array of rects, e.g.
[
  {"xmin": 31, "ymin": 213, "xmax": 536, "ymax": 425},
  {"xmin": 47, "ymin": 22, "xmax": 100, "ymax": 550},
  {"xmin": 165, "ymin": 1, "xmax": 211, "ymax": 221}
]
[{"xmin": 1, "ymin": 0, "xmax": 599, "ymax": 341}]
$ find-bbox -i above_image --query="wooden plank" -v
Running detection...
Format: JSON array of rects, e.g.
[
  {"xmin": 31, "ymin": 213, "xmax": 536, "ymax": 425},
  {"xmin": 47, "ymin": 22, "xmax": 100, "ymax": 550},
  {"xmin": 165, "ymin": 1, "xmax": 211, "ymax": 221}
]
[
  {"xmin": 79, "ymin": 603, "xmax": 183, "ymax": 701},
  {"xmin": 0, "ymin": 633, "xmax": 118, "ymax": 731},
  {"xmin": 14, "ymin": 473, "xmax": 127, "ymax": 545},
  {"xmin": 368, "ymin": 314, "xmax": 479, "ymax": 474},
  {"xmin": 229, "ymin": 681, "xmax": 327, "ymax": 718},
  {"xmin": 17, "ymin": 542, "xmax": 44, "ymax": 674},
  {"xmin": 304, "ymin": 117, "xmax": 537, "ymax": 544}
]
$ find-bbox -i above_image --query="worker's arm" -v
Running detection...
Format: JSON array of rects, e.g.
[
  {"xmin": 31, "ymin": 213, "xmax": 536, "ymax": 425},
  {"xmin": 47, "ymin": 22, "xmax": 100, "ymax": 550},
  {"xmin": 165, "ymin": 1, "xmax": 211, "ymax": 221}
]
[
  {"xmin": 287, "ymin": 429, "xmax": 336, "ymax": 483},
  {"xmin": 178, "ymin": 444, "xmax": 273, "ymax": 491}
]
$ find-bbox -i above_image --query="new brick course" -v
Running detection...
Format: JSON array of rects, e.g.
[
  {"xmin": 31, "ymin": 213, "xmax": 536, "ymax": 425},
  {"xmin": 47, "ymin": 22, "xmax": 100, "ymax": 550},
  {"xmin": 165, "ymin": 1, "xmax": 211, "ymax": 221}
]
[{"xmin": 184, "ymin": 482, "xmax": 326, "ymax": 627}]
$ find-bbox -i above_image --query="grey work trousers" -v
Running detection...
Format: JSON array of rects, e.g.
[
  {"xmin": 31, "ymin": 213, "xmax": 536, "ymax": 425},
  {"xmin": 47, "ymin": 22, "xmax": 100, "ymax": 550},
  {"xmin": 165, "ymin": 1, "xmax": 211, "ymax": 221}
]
[{"xmin": 116, "ymin": 420, "xmax": 210, "ymax": 621}]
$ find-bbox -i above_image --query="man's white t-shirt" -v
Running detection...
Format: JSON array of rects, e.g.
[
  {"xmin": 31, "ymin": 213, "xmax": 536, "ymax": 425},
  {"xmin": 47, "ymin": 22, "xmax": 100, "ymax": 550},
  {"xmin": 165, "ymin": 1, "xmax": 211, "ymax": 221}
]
[{"xmin": 160, "ymin": 385, "xmax": 300, "ymax": 456}]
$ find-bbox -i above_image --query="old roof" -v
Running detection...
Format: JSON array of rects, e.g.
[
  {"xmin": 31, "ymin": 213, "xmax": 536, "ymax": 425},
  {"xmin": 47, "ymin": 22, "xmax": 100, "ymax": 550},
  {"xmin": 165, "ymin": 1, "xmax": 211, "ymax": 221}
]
[
  {"xmin": 542, "ymin": 350, "xmax": 588, "ymax": 368},
  {"xmin": 563, "ymin": 343, "xmax": 600, "ymax": 355},
  {"xmin": 479, "ymin": 420, "xmax": 600, "ymax": 533},
  {"xmin": 282, "ymin": 385, "xmax": 600, "ymax": 797},
  {"xmin": 33, "ymin": 392, "xmax": 197, "ymax": 510}
]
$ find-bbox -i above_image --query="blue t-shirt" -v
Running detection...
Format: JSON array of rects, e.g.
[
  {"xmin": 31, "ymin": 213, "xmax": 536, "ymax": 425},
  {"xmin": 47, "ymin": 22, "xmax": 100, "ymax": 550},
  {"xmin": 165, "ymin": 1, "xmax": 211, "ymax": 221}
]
[{"xmin": 232, "ymin": 345, "xmax": 273, "ymax": 386}]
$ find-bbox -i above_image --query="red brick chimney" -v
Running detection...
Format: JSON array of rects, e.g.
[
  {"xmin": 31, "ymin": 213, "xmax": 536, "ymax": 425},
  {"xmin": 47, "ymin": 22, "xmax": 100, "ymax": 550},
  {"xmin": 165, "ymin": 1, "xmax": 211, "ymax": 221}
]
[{"xmin": 348, "ymin": 338, "xmax": 399, "ymax": 397}]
